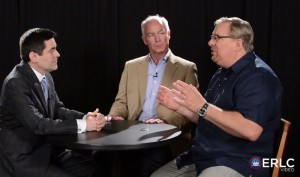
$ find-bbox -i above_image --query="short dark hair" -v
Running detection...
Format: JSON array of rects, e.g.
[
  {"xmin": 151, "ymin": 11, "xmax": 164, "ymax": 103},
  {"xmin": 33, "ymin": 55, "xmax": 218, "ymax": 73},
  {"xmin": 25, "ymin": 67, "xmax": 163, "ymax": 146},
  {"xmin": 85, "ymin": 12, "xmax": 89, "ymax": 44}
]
[{"xmin": 19, "ymin": 28, "xmax": 57, "ymax": 62}]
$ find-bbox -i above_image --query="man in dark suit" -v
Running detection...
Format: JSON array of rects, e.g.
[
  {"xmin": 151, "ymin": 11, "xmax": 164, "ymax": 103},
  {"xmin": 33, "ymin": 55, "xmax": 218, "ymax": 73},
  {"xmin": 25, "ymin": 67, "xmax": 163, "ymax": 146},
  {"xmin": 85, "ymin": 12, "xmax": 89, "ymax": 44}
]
[{"xmin": 0, "ymin": 28, "xmax": 106, "ymax": 177}]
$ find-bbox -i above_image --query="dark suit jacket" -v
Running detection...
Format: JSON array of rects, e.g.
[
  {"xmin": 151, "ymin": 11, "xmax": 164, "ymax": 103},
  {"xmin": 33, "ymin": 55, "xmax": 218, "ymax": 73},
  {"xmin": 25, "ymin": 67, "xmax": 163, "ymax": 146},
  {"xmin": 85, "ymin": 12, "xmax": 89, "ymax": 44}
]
[{"xmin": 0, "ymin": 61, "xmax": 84, "ymax": 177}]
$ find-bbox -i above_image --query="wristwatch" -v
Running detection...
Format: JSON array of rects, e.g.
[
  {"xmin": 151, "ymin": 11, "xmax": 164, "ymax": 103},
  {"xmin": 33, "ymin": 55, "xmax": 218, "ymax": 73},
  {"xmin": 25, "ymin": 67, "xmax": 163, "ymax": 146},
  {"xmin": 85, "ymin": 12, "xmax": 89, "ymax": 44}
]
[{"xmin": 198, "ymin": 102, "xmax": 209, "ymax": 117}]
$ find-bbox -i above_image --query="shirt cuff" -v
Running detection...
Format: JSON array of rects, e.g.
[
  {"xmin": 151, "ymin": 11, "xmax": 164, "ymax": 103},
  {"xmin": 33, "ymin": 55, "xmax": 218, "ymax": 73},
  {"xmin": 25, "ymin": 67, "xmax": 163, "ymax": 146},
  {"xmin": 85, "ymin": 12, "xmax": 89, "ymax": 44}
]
[{"xmin": 76, "ymin": 115, "xmax": 87, "ymax": 133}]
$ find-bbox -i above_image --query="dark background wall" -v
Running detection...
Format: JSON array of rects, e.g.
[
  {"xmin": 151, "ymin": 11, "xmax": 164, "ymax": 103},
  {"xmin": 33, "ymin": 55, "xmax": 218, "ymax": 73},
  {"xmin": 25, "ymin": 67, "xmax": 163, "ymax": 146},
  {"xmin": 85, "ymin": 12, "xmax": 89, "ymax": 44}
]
[{"xmin": 0, "ymin": 0, "xmax": 298, "ymax": 176}]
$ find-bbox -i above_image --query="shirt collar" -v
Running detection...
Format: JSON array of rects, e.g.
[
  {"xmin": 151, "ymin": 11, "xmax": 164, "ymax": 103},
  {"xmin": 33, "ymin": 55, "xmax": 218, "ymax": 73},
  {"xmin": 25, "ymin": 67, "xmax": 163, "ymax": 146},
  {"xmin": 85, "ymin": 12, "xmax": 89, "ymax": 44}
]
[
  {"xmin": 31, "ymin": 67, "xmax": 45, "ymax": 82},
  {"xmin": 147, "ymin": 49, "xmax": 171, "ymax": 63},
  {"xmin": 227, "ymin": 51, "xmax": 255, "ymax": 75}
]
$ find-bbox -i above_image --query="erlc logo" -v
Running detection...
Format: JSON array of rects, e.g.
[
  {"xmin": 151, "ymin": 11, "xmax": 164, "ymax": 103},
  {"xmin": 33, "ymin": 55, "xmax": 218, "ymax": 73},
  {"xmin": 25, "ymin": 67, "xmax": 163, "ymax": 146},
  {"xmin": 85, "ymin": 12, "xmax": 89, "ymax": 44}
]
[
  {"xmin": 249, "ymin": 156, "xmax": 295, "ymax": 173},
  {"xmin": 262, "ymin": 158, "xmax": 294, "ymax": 168},
  {"xmin": 249, "ymin": 156, "xmax": 262, "ymax": 169}
]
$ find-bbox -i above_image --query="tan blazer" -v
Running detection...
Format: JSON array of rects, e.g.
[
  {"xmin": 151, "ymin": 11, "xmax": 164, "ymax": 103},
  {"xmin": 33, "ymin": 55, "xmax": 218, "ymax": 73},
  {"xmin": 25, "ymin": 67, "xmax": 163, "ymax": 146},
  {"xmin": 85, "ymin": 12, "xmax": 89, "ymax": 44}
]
[{"xmin": 109, "ymin": 53, "xmax": 199, "ymax": 155}]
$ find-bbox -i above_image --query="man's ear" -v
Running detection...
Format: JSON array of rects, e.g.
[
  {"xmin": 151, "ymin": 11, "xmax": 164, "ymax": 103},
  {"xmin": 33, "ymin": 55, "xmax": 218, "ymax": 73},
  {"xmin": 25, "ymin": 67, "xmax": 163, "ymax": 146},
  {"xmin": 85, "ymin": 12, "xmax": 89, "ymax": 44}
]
[
  {"xmin": 29, "ymin": 52, "xmax": 38, "ymax": 62},
  {"xmin": 236, "ymin": 38, "xmax": 243, "ymax": 47},
  {"xmin": 234, "ymin": 38, "xmax": 244, "ymax": 51}
]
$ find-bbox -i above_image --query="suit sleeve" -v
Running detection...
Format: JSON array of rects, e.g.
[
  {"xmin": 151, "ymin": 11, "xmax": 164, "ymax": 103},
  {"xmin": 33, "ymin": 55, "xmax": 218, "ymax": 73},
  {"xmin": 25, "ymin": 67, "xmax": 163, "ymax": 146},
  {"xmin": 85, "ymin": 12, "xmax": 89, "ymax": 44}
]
[
  {"xmin": 109, "ymin": 63, "xmax": 129, "ymax": 118},
  {"xmin": 2, "ymin": 78, "xmax": 79, "ymax": 135}
]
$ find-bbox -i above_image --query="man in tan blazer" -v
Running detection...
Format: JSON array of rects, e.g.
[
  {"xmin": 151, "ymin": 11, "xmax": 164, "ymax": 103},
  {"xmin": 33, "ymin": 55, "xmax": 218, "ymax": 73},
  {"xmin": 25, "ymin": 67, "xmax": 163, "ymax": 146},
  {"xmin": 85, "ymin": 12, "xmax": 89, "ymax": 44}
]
[
  {"xmin": 103, "ymin": 15, "xmax": 199, "ymax": 177},
  {"xmin": 109, "ymin": 54, "xmax": 198, "ymax": 128}
]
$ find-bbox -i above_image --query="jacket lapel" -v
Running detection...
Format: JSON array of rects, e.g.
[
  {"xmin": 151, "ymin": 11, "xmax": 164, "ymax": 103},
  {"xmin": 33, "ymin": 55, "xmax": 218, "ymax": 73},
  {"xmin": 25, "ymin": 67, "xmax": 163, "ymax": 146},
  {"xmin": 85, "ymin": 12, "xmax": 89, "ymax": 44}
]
[
  {"xmin": 158, "ymin": 55, "xmax": 178, "ymax": 112},
  {"xmin": 138, "ymin": 57, "xmax": 148, "ymax": 105},
  {"xmin": 34, "ymin": 82, "xmax": 48, "ymax": 113},
  {"xmin": 19, "ymin": 61, "xmax": 49, "ymax": 115},
  {"xmin": 161, "ymin": 54, "xmax": 178, "ymax": 88}
]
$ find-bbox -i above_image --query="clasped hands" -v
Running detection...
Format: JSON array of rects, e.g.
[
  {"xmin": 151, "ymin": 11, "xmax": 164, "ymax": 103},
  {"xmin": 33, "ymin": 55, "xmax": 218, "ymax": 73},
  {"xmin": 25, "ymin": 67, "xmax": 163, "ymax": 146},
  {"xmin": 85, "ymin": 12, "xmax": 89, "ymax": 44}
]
[{"xmin": 86, "ymin": 108, "xmax": 106, "ymax": 131}]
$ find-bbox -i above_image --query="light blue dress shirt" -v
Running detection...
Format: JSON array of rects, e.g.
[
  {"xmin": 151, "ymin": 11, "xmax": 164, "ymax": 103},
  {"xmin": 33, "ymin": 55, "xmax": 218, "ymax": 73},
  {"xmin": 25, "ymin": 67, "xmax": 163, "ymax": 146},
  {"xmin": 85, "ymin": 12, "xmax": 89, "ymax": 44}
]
[{"xmin": 138, "ymin": 50, "xmax": 171, "ymax": 121}]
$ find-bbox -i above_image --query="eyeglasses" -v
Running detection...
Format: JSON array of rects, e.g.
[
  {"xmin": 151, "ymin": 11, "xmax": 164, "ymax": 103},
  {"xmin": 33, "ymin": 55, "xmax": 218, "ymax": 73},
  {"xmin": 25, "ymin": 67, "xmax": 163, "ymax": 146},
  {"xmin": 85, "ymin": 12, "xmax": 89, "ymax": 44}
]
[{"xmin": 211, "ymin": 34, "xmax": 234, "ymax": 41}]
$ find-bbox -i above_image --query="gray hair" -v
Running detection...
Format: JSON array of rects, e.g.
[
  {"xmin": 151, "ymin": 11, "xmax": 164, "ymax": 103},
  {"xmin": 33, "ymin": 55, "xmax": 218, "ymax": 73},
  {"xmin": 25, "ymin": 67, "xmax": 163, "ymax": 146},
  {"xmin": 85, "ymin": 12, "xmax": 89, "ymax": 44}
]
[
  {"xmin": 215, "ymin": 17, "xmax": 254, "ymax": 52},
  {"xmin": 141, "ymin": 14, "xmax": 170, "ymax": 35}
]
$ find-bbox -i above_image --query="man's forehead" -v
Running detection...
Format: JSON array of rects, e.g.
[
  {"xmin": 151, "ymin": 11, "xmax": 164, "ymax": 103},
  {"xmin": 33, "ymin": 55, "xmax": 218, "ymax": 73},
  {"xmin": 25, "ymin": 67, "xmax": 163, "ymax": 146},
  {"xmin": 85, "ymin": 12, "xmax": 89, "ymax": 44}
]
[
  {"xmin": 43, "ymin": 38, "xmax": 57, "ymax": 51},
  {"xmin": 214, "ymin": 22, "xmax": 231, "ymax": 33},
  {"xmin": 44, "ymin": 38, "xmax": 56, "ymax": 46}
]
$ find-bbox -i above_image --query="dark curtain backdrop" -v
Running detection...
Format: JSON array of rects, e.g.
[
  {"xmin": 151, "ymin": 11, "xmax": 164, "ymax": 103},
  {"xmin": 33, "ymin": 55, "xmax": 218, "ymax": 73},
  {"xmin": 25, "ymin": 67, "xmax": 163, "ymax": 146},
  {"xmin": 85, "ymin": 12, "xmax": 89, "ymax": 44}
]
[{"xmin": 0, "ymin": 0, "xmax": 298, "ymax": 175}]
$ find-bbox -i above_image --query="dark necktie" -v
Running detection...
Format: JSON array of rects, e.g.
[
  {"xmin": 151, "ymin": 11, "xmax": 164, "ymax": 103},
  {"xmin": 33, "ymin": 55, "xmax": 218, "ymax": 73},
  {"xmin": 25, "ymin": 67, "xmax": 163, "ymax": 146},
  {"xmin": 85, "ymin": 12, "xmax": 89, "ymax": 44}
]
[{"xmin": 40, "ymin": 77, "xmax": 48, "ymax": 105}]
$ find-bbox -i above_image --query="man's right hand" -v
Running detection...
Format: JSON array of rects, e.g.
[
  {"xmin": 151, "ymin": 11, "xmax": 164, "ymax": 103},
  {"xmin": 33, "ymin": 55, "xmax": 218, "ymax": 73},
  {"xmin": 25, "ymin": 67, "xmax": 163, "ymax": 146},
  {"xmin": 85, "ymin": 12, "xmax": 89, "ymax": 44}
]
[
  {"xmin": 157, "ymin": 85, "xmax": 199, "ymax": 123},
  {"xmin": 157, "ymin": 85, "xmax": 181, "ymax": 111},
  {"xmin": 86, "ymin": 108, "xmax": 106, "ymax": 131}
]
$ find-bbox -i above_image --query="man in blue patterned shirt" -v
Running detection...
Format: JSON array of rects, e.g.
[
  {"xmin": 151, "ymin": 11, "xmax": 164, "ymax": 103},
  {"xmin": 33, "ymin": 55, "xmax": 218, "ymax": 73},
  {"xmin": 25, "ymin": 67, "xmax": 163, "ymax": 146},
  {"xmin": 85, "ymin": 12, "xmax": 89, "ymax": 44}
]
[{"xmin": 152, "ymin": 17, "xmax": 283, "ymax": 177}]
